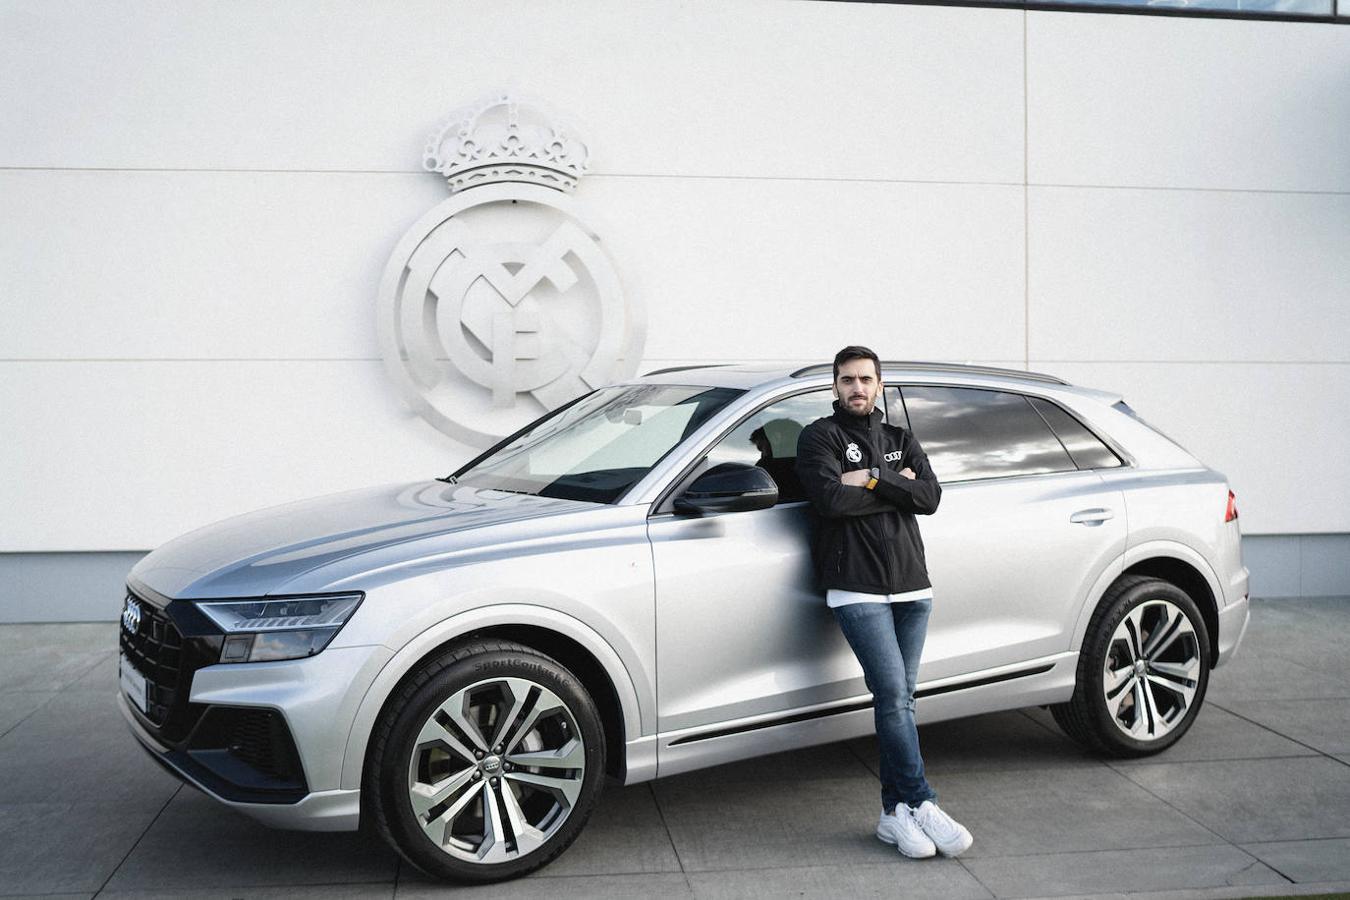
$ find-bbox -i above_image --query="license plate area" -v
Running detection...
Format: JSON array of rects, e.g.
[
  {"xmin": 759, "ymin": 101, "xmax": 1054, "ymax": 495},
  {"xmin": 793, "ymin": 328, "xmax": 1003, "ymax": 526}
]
[{"xmin": 119, "ymin": 653, "xmax": 148, "ymax": 715}]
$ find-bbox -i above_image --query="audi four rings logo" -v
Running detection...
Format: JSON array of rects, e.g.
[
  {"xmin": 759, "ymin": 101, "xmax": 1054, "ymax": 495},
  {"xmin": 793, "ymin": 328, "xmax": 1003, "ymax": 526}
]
[{"xmin": 122, "ymin": 598, "xmax": 142, "ymax": 634}]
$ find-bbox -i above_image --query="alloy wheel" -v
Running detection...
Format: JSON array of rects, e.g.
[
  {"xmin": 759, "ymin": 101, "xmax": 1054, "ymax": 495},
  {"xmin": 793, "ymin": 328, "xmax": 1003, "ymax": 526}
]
[
  {"xmin": 406, "ymin": 676, "xmax": 586, "ymax": 864},
  {"xmin": 1102, "ymin": 599, "xmax": 1202, "ymax": 741}
]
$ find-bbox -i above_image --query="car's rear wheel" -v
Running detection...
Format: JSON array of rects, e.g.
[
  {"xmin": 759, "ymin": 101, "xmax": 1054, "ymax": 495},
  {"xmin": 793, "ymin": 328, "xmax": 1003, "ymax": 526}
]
[
  {"xmin": 366, "ymin": 640, "xmax": 605, "ymax": 883},
  {"xmin": 1052, "ymin": 575, "xmax": 1210, "ymax": 757}
]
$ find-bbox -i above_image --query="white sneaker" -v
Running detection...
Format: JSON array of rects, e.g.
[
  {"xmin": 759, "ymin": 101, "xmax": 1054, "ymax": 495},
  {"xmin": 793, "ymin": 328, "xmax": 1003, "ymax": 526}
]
[
  {"xmin": 876, "ymin": 807, "xmax": 936, "ymax": 858},
  {"xmin": 911, "ymin": 800, "xmax": 973, "ymax": 857}
]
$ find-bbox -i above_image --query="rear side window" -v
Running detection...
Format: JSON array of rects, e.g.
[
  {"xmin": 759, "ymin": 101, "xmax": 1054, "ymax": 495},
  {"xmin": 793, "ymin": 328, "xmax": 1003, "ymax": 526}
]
[
  {"xmin": 900, "ymin": 386, "xmax": 1075, "ymax": 482},
  {"xmin": 1028, "ymin": 398, "xmax": 1122, "ymax": 470}
]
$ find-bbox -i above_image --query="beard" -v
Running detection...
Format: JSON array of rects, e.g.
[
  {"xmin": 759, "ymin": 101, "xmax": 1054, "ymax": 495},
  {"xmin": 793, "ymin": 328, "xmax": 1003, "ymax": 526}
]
[{"xmin": 842, "ymin": 394, "xmax": 876, "ymax": 416}]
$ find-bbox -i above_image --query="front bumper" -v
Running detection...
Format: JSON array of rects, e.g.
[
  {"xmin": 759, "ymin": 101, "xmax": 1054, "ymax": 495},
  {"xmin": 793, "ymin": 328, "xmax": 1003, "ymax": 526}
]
[
  {"xmin": 120, "ymin": 692, "xmax": 361, "ymax": 830},
  {"xmin": 118, "ymin": 595, "xmax": 392, "ymax": 830}
]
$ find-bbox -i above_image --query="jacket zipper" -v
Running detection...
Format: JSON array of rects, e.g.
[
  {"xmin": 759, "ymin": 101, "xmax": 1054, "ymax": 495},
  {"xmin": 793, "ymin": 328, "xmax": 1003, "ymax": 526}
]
[{"xmin": 868, "ymin": 414, "xmax": 899, "ymax": 589}]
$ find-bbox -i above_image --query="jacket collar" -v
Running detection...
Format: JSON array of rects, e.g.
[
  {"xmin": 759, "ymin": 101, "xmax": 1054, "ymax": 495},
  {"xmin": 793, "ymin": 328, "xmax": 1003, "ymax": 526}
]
[{"xmin": 831, "ymin": 400, "xmax": 883, "ymax": 431}]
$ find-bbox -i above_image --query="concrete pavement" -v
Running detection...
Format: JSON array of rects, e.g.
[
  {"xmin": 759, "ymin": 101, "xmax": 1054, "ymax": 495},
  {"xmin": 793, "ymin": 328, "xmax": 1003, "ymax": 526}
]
[{"xmin": 2, "ymin": 596, "xmax": 1349, "ymax": 899}]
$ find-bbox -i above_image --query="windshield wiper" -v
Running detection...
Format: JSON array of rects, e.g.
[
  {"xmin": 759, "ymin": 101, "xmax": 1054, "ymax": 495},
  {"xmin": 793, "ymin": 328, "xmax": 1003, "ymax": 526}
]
[{"xmin": 435, "ymin": 475, "xmax": 459, "ymax": 485}]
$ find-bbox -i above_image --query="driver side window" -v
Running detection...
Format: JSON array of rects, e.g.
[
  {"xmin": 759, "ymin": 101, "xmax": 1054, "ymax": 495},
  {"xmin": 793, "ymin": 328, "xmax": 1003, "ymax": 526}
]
[{"xmin": 702, "ymin": 390, "xmax": 836, "ymax": 504}]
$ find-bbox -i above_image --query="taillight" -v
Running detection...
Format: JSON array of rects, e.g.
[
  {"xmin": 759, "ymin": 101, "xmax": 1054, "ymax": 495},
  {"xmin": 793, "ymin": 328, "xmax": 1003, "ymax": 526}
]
[{"xmin": 1225, "ymin": 490, "xmax": 1239, "ymax": 522}]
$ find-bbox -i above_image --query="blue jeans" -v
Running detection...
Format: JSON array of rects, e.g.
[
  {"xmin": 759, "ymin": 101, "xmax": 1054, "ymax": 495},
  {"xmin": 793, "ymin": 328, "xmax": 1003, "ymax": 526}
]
[{"xmin": 832, "ymin": 599, "xmax": 937, "ymax": 813}]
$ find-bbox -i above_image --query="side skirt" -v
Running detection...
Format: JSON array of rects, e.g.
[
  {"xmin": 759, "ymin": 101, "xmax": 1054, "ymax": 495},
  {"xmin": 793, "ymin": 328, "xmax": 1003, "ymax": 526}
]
[{"xmin": 649, "ymin": 652, "xmax": 1077, "ymax": 780}]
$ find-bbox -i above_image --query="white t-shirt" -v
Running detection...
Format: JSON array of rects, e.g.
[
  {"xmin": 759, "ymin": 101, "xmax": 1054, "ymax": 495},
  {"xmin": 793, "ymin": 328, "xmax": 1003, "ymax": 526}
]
[{"xmin": 826, "ymin": 587, "xmax": 933, "ymax": 609}]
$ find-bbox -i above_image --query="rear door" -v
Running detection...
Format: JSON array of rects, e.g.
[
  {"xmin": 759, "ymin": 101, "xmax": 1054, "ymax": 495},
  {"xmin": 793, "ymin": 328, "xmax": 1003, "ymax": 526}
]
[{"xmin": 897, "ymin": 385, "xmax": 1127, "ymax": 680}]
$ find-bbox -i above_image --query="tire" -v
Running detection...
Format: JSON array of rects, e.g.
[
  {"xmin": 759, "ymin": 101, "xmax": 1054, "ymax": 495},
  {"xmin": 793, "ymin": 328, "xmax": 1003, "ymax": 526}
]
[
  {"xmin": 365, "ymin": 640, "xmax": 606, "ymax": 883},
  {"xmin": 1051, "ymin": 575, "xmax": 1211, "ymax": 757}
]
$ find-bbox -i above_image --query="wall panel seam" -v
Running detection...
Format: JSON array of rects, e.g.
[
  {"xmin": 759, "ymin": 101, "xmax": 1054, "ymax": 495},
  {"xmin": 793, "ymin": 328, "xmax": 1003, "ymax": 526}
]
[{"xmin": 7, "ymin": 167, "xmax": 1346, "ymax": 197}]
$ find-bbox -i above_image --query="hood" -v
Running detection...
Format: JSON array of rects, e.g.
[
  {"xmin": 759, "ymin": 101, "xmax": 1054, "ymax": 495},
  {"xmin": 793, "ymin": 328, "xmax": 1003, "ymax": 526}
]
[{"xmin": 129, "ymin": 481, "xmax": 596, "ymax": 600}]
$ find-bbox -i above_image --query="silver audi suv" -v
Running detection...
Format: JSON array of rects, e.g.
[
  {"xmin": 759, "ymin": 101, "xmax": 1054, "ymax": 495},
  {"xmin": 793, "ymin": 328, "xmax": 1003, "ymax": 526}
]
[{"xmin": 117, "ymin": 362, "xmax": 1250, "ymax": 882}]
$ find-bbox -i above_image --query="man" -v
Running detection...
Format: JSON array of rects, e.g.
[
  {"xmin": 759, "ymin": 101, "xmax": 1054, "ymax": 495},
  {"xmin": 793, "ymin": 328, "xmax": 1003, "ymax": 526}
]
[{"xmin": 795, "ymin": 346, "xmax": 973, "ymax": 859}]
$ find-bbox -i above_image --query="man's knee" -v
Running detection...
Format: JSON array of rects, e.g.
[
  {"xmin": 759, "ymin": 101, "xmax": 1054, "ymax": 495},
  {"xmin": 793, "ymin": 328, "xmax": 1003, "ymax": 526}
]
[{"xmin": 873, "ymin": 680, "xmax": 917, "ymax": 714}]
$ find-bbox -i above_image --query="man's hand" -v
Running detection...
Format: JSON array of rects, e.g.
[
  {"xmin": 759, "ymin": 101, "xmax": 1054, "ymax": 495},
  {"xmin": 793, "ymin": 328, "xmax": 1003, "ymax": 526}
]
[
  {"xmin": 840, "ymin": 469, "xmax": 871, "ymax": 487},
  {"xmin": 899, "ymin": 467, "xmax": 916, "ymax": 480}
]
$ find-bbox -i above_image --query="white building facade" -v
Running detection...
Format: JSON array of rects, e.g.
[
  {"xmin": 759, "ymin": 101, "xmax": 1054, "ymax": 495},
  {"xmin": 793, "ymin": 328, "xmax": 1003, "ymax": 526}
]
[{"xmin": 2, "ymin": 0, "xmax": 1348, "ymax": 621}]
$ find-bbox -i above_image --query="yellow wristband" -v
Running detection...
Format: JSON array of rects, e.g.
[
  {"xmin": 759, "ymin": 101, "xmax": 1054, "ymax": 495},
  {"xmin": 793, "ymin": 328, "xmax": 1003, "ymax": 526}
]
[{"xmin": 865, "ymin": 477, "xmax": 879, "ymax": 491}]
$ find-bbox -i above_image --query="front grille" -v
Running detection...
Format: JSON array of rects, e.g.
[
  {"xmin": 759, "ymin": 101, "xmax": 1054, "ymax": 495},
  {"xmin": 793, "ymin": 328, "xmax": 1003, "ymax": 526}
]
[{"xmin": 119, "ymin": 593, "xmax": 183, "ymax": 726}]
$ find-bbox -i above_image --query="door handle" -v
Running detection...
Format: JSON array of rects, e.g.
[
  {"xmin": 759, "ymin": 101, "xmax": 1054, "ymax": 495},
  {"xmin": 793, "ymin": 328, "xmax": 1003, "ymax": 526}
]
[{"xmin": 1070, "ymin": 508, "xmax": 1114, "ymax": 526}]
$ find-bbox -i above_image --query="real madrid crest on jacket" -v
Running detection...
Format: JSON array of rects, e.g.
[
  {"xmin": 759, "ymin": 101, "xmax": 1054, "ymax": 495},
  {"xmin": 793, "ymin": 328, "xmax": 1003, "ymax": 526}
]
[{"xmin": 795, "ymin": 401, "xmax": 942, "ymax": 596}]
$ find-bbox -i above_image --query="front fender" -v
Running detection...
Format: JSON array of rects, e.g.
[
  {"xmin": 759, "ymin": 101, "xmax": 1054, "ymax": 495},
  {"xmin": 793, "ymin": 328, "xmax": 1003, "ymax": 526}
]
[{"xmin": 338, "ymin": 603, "xmax": 648, "ymax": 791}]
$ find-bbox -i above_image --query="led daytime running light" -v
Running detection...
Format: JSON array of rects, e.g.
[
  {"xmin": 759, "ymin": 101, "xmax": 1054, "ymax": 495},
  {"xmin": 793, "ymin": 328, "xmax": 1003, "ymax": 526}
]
[{"xmin": 198, "ymin": 594, "xmax": 362, "ymax": 633}]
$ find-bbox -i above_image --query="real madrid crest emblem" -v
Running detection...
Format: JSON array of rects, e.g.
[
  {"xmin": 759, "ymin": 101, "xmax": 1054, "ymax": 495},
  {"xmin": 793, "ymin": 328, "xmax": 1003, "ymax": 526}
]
[
  {"xmin": 845, "ymin": 442, "xmax": 863, "ymax": 464},
  {"xmin": 377, "ymin": 94, "xmax": 646, "ymax": 448}
]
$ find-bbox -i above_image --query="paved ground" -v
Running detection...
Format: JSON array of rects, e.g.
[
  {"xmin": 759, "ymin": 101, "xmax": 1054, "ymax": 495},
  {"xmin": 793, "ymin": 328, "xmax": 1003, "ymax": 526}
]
[{"xmin": 2, "ymin": 597, "xmax": 1349, "ymax": 900}]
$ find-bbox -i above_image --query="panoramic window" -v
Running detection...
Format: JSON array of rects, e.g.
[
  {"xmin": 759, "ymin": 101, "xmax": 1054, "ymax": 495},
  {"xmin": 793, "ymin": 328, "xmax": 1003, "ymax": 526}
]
[
  {"xmin": 702, "ymin": 390, "xmax": 837, "ymax": 503},
  {"xmin": 454, "ymin": 384, "xmax": 742, "ymax": 503},
  {"xmin": 901, "ymin": 386, "xmax": 1077, "ymax": 482}
]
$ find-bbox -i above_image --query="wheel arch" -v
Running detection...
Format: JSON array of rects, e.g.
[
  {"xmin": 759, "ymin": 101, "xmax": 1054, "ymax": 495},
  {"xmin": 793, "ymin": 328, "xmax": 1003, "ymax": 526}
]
[
  {"xmin": 1072, "ymin": 541, "xmax": 1224, "ymax": 667},
  {"xmin": 1119, "ymin": 557, "xmax": 1220, "ymax": 667},
  {"xmin": 340, "ymin": 604, "xmax": 645, "ymax": 794},
  {"xmin": 458, "ymin": 623, "xmax": 626, "ymax": 781}
]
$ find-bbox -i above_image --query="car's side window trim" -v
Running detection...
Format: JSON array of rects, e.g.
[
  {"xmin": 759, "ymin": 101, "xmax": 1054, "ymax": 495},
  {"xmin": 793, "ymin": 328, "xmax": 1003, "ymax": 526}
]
[
  {"xmin": 1025, "ymin": 394, "xmax": 1080, "ymax": 468},
  {"xmin": 648, "ymin": 385, "xmax": 833, "ymax": 517},
  {"xmin": 1026, "ymin": 395, "xmax": 1126, "ymax": 472},
  {"xmin": 890, "ymin": 380, "xmax": 1135, "ymax": 472},
  {"xmin": 895, "ymin": 383, "xmax": 1119, "ymax": 485}
]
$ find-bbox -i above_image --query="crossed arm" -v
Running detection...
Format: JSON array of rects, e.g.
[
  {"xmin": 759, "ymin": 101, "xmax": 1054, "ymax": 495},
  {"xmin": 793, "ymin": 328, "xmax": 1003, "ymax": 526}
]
[{"xmin": 795, "ymin": 426, "xmax": 942, "ymax": 519}]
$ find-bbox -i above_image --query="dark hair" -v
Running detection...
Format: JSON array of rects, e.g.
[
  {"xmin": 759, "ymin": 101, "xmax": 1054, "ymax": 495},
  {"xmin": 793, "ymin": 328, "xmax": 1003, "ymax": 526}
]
[{"xmin": 833, "ymin": 345, "xmax": 881, "ymax": 381}]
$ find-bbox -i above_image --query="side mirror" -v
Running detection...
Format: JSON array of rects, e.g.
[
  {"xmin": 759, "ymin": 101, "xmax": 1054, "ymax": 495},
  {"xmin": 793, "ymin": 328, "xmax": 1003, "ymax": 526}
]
[{"xmin": 673, "ymin": 463, "xmax": 778, "ymax": 516}]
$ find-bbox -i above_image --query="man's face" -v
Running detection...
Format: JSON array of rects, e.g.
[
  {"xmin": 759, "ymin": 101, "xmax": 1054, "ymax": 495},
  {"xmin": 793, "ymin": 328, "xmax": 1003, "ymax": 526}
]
[{"xmin": 834, "ymin": 358, "xmax": 882, "ymax": 417}]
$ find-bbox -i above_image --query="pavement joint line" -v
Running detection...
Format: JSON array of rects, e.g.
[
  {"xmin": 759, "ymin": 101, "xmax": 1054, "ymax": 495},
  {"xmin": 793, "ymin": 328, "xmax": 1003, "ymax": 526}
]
[
  {"xmin": 91, "ymin": 782, "xmax": 183, "ymax": 899},
  {"xmin": 667, "ymin": 841, "xmax": 1240, "ymax": 873},
  {"xmin": 1236, "ymin": 850, "xmax": 1297, "ymax": 887},
  {"xmin": 0, "ymin": 651, "xmax": 108, "ymax": 742},
  {"xmin": 1103, "ymin": 761, "xmax": 1237, "ymax": 849},
  {"xmin": 1109, "ymin": 752, "xmax": 1321, "ymax": 766},
  {"xmin": 94, "ymin": 875, "xmax": 400, "ymax": 894},
  {"xmin": 679, "ymin": 857, "xmax": 983, "ymax": 875},
  {"xmin": 843, "ymin": 734, "xmax": 881, "ymax": 777},
  {"xmin": 1208, "ymin": 701, "xmax": 1346, "ymax": 762},
  {"xmin": 942, "ymin": 839, "xmax": 1240, "ymax": 862},
  {"xmin": 957, "ymin": 852, "xmax": 1001, "ymax": 899},
  {"xmin": 648, "ymin": 781, "xmax": 690, "ymax": 875},
  {"xmin": 0, "ymin": 692, "xmax": 61, "ymax": 744},
  {"xmin": 1243, "ymin": 836, "xmax": 1350, "ymax": 847}
]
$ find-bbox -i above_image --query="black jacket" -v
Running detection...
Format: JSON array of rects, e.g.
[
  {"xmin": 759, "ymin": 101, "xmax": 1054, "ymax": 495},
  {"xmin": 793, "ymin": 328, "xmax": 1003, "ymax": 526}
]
[{"xmin": 795, "ymin": 401, "xmax": 942, "ymax": 595}]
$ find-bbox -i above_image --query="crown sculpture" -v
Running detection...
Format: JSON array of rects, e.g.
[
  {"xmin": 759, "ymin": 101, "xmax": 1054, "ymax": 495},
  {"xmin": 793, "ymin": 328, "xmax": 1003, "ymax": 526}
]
[{"xmin": 423, "ymin": 94, "xmax": 590, "ymax": 194}]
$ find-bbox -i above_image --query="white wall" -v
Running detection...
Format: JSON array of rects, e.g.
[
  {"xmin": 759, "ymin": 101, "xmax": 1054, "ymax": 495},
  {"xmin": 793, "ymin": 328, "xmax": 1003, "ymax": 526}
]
[{"xmin": 2, "ymin": 0, "xmax": 1347, "ymax": 553}]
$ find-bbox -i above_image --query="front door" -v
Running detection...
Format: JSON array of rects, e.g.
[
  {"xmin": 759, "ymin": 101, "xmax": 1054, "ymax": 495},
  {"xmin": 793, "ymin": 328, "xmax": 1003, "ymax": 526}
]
[{"xmin": 648, "ymin": 389, "xmax": 858, "ymax": 739}]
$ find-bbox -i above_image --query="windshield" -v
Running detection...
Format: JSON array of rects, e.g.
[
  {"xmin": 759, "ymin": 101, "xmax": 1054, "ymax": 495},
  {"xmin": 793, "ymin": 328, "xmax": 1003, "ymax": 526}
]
[{"xmin": 453, "ymin": 384, "xmax": 743, "ymax": 503}]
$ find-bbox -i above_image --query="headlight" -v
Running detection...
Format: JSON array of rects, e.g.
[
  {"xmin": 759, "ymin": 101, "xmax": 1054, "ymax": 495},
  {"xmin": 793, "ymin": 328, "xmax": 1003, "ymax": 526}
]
[{"xmin": 197, "ymin": 593, "xmax": 363, "ymax": 663}]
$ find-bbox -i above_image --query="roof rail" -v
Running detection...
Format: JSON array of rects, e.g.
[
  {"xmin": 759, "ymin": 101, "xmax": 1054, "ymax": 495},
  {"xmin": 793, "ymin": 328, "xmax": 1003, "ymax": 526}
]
[
  {"xmin": 642, "ymin": 363, "xmax": 731, "ymax": 377},
  {"xmin": 790, "ymin": 361, "xmax": 1068, "ymax": 386}
]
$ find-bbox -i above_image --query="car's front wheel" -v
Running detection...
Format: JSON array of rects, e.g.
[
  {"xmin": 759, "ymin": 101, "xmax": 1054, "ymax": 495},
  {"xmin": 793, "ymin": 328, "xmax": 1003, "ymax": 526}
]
[
  {"xmin": 365, "ymin": 640, "xmax": 605, "ymax": 883},
  {"xmin": 1052, "ymin": 575, "xmax": 1211, "ymax": 757}
]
